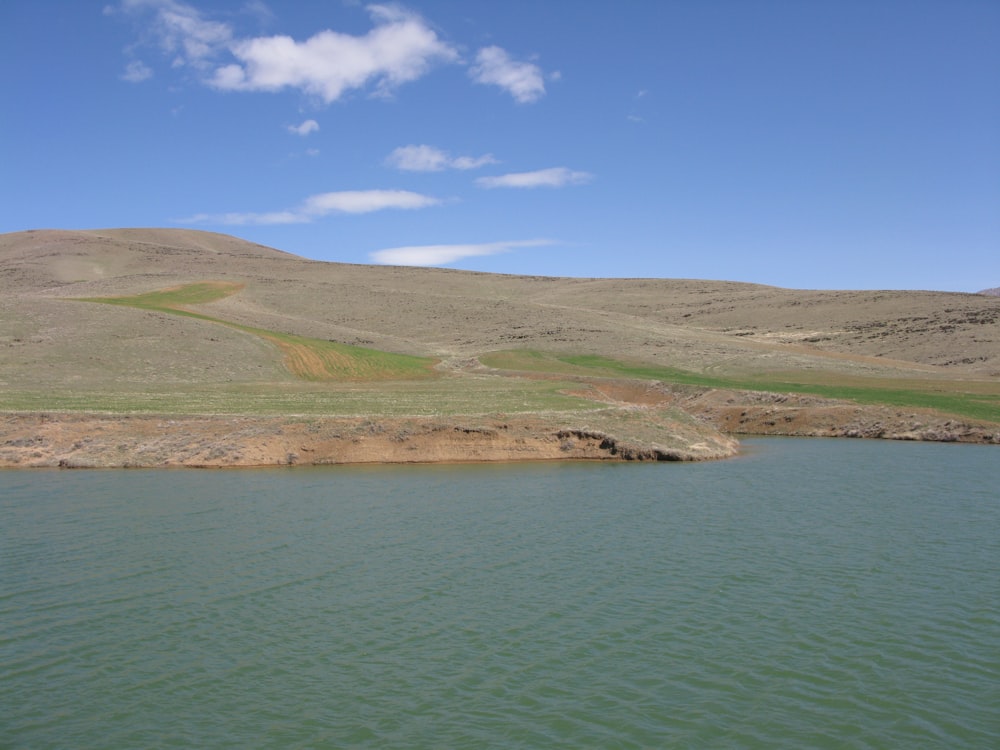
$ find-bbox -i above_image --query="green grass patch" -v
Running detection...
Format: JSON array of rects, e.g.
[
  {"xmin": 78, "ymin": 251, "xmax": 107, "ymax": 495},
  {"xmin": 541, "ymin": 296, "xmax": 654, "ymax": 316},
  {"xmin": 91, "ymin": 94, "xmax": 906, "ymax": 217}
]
[
  {"xmin": 481, "ymin": 351, "xmax": 717, "ymax": 385},
  {"xmin": 78, "ymin": 282, "xmax": 437, "ymax": 382},
  {"xmin": 559, "ymin": 354, "xmax": 722, "ymax": 387},
  {"xmin": 482, "ymin": 350, "xmax": 1000, "ymax": 424},
  {"xmin": 84, "ymin": 281, "xmax": 244, "ymax": 309}
]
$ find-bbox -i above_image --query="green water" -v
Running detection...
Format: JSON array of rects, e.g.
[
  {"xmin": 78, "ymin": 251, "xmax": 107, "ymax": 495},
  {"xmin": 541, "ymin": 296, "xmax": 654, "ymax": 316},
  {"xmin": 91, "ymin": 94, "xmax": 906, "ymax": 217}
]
[{"xmin": 2, "ymin": 439, "xmax": 998, "ymax": 748}]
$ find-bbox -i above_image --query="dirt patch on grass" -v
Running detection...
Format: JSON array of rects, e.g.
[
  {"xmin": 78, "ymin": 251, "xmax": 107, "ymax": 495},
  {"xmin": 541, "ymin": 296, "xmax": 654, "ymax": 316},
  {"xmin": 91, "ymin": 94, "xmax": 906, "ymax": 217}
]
[
  {"xmin": 262, "ymin": 335, "xmax": 438, "ymax": 382},
  {"xmin": 266, "ymin": 336, "xmax": 360, "ymax": 380}
]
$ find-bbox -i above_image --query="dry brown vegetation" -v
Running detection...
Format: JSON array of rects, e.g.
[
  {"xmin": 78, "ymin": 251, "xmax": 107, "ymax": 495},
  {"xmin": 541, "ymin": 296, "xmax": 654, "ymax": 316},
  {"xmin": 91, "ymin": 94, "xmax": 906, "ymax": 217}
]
[{"xmin": 2, "ymin": 228, "xmax": 998, "ymax": 466}]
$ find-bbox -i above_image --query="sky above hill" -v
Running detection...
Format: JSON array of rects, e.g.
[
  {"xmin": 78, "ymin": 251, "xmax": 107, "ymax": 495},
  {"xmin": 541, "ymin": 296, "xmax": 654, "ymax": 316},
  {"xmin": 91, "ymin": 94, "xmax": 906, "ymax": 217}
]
[{"xmin": 2, "ymin": 1, "xmax": 997, "ymax": 291}]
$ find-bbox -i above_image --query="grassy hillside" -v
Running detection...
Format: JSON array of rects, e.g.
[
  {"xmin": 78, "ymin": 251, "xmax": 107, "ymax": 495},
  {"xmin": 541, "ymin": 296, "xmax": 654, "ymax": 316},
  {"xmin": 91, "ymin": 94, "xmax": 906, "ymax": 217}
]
[
  {"xmin": 481, "ymin": 351, "xmax": 1000, "ymax": 424},
  {"xmin": 2, "ymin": 228, "xmax": 998, "ymax": 425},
  {"xmin": 79, "ymin": 282, "xmax": 437, "ymax": 382}
]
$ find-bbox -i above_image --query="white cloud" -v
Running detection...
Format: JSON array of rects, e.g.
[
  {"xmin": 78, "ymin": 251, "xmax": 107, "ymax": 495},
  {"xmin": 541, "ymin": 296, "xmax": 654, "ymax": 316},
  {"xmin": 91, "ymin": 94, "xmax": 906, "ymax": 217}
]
[
  {"xmin": 182, "ymin": 210, "xmax": 303, "ymax": 226},
  {"xmin": 116, "ymin": 3, "xmax": 555, "ymax": 107},
  {"xmin": 209, "ymin": 5, "xmax": 458, "ymax": 102},
  {"xmin": 385, "ymin": 144, "xmax": 497, "ymax": 172},
  {"xmin": 371, "ymin": 239, "xmax": 554, "ymax": 266},
  {"xmin": 476, "ymin": 167, "xmax": 593, "ymax": 189},
  {"xmin": 180, "ymin": 189, "xmax": 440, "ymax": 225},
  {"xmin": 450, "ymin": 154, "xmax": 499, "ymax": 170},
  {"xmin": 121, "ymin": 60, "xmax": 153, "ymax": 82},
  {"xmin": 287, "ymin": 118, "xmax": 319, "ymax": 136},
  {"xmin": 302, "ymin": 190, "xmax": 438, "ymax": 214},
  {"xmin": 469, "ymin": 46, "xmax": 545, "ymax": 103}
]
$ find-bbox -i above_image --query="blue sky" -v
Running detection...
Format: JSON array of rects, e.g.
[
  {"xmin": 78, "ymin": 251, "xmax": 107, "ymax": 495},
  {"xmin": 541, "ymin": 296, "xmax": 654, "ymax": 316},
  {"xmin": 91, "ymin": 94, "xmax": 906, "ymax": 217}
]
[{"xmin": 2, "ymin": 0, "xmax": 997, "ymax": 290}]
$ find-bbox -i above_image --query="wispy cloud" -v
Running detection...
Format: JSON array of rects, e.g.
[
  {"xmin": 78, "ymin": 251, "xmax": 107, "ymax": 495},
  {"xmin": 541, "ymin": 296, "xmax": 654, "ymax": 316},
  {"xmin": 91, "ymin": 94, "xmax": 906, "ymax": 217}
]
[
  {"xmin": 628, "ymin": 88, "xmax": 649, "ymax": 123},
  {"xmin": 118, "ymin": 0, "xmax": 233, "ymax": 68},
  {"xmin": 180, "ymin": 189, "xmax": 440, "ymax": 225},
  {"xmin": 302, "ymin": 190, "xmax": 438, "ymax": 214},
  {"xmin": 476, "ymin": 167, "xmax": 593, "ymax": 189},
  {"xmin": 121, "ymin": 59, "xmax": 153, "ymax": 82},
  {"xmin": 182, "ymin": 210, "xmax": 303, "ymax": 226},
  {"xmin": 371, "ymin": 239, "xmax": 555, "ymax": 266},
  {"xmin": 240, "ymin": 0, "xmax": 274, "ymax": 26},
  {"xmin": 287, "ymin": 118, "xmax": 319, "ymax": 136},
  {"xmin": 385, "ymin": 144, "xmax": 497, "ymax": 172},
  {"xmin": 469, "ymin": 46, "xmax": 545, "ymax": 103}
]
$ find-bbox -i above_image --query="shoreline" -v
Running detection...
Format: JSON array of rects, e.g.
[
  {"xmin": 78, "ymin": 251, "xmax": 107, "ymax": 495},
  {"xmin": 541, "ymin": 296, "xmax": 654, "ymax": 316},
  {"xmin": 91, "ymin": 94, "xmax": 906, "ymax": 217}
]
[
  {"xmin": 0, "ymin": 411, "xmax": 739, "ymax": 469},
  {"xmin": 2, "ymin": 398, "xmax": 997, "ymax": 469},
  {"xmin": 658, "ymin": 386, "xmax": 1000, "ymax": 445}
]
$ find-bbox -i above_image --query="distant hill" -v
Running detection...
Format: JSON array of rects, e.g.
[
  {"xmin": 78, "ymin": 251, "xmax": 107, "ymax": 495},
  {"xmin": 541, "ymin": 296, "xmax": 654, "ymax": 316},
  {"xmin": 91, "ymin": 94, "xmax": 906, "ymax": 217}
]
[{"xmin": 979, "ymin": 287, "xmax": 1000, "ymax": 297}]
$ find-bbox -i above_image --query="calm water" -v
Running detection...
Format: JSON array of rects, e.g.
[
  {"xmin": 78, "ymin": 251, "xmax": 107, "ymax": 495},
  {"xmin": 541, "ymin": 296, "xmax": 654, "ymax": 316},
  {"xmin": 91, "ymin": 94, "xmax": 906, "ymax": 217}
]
[{"xmin": 2, "ymin": 438, "xmax": 998, "ymax": 749}]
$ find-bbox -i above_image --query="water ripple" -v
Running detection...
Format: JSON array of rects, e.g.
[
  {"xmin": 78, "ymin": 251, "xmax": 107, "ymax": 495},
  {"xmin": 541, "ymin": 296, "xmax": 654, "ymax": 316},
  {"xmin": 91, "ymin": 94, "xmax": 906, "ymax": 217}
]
[{"xmin": 2, "ymin": 441, "xmax": 998, "ymax": 748}]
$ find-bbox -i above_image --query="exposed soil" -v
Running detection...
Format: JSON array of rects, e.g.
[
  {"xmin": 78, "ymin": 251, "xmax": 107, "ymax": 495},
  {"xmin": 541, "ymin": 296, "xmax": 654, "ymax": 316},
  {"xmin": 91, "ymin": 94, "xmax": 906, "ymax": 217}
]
[
  {"xmin": 670, "ymin": 389, "xmax": 1000, "ymax": 444},
  {"xmin": 565, "ymin": 379, "xmax": 1000, "ymax": 444},
  {"xmin": 0, "ymin": 411, "xmax": 738, "ymax": 469},
  {"xmin": 2, "ymin": 381, "xmax": 995, "ymax": 470}
]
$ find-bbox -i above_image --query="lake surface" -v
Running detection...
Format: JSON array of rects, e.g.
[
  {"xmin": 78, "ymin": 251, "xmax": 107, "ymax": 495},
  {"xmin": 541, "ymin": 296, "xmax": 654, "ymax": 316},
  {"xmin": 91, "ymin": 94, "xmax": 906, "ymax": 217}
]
[{"xmin": 2, "ymin": 438, "xmax": 998, "ymax": 748}]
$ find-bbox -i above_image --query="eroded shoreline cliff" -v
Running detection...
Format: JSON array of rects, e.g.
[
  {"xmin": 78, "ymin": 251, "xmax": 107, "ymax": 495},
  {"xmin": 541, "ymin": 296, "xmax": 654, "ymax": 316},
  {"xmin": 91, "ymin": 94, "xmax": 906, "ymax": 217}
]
[
  {"xmin": 0, "ymin": 411, "xmax": 739, "ymax": 468},
  {"xmin": 2, "ymin": 395, "xmax": 996, "ymax": 470}
]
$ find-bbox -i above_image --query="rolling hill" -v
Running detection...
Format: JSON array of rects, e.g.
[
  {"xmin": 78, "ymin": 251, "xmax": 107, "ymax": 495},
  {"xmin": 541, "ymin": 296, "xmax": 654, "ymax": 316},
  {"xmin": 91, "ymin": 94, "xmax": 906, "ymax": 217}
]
[{"xmin": 2, "ymin": 228, "xmax": 998, "ymax": 466}]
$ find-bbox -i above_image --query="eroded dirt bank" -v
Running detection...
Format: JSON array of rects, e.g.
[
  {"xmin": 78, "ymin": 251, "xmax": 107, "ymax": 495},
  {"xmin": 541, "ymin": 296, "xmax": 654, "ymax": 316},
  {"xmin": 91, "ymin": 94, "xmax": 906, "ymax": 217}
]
[
  {"xmin": 3, "ymin": 386, "xmax": 996, "ymax": 469},
  {"xmin": 0, "ymin": 411, "xmax": 737, "ymax": 468},
  {"xmin": 580, "ymin": 382, "xmax": 1000, "ymax": 445},
  {"xmin": 671, "ymin": 389, "xmax": 1000, "ymax": 443},
  {"xmin": 566, "ymin": 380, "xmax": 1000, "ymax": 444}
]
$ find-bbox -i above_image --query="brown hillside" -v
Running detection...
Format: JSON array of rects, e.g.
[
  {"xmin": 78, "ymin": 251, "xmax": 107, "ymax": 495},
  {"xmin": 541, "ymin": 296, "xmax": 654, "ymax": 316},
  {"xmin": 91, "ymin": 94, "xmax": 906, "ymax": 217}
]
[
  {"xmin": 2, "ymin": 228, "xmax": 998, "ymax": 465},
  {"xmin": 3, "ymin": 228, "xmax": 998, "ymax": 385}
]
